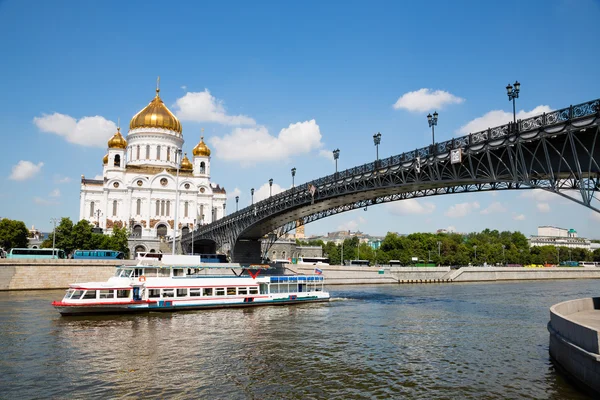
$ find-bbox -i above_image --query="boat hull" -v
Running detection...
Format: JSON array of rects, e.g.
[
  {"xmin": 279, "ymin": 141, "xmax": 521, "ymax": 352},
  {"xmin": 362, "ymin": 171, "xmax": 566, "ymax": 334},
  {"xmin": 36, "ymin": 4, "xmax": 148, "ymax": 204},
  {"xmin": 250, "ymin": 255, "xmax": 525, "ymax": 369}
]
[{"xmin": 52, "ymin": 297, "xmax": 330, "ymax": 316}]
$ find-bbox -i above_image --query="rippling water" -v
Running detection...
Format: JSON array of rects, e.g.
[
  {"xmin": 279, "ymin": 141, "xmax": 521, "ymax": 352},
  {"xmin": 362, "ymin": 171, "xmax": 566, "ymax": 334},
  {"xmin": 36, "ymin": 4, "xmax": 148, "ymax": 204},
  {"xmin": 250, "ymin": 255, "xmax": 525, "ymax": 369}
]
[{"xmin": 0, "ymin": 280, "xmax": 597, "ymax": 399}]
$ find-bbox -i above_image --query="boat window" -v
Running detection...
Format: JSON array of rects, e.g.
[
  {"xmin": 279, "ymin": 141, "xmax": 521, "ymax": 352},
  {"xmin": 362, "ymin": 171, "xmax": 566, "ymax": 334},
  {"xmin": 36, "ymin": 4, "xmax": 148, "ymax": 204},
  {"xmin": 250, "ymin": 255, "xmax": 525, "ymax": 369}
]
[
  {"xmin": 176, "ymin": 288, "xmax": 187, "ymax": 297},
  {"xmin": 202, "ymin": 288, "xmax": 213, "ymax": 296},
  {"xmin": 148, "ymin": 289, "xmax": 160, "ymax": 298},
  {"xmin": 64, "ymin": 289, "xmax": 75, "ymax": 299},
  {"xmin": 249, "ymin": 287, "xmax": 259, "ymax": 295},
  {"xmin": 227, "ymin": 287, "xmax": 236, "ymax": 296},
  {"xmin": 158, "ymin": 269, "xmax": 170, "ymax": 278},
  {"xmin": 259, "ymin": 284, "xmax": 268, "ymax": 294},
  {"xmin": 82, "ymin": 290, "xmax": 97, "ymax": 300},
  {"xmin": 162, "ymin": 289, "xmax": 175, "ymax": 298},
  {"xmin": 120, "ymin": 269, "xmax": 133, "ymax": 278},
  {"xmin": 133, "ymin": 268, "xmax": 143, "ymax": 278},
  {"xmin": 116, "ymin": 290, "xmax": 130, "ymax": 299},
  {"xmin": 71, "ymin": 290, "xmax": 85, "ymax": 299},
  {"xmin": 215, "ymin": 288, "xmax": 225, "ymax": 296},
  {"xmin": 238, "ymin": 287, "xmax": 248, "ymax": 295},
  {"xmin": 99, "ymin": 290, "xmax": 114, "ymax": 299},
  {"xmin": 189, "ymin": 288, "xmax": 201, "ymax": 297},
  {"xmin": 173, "ymin": 269, "xmax": 185, "ymax": 277}
]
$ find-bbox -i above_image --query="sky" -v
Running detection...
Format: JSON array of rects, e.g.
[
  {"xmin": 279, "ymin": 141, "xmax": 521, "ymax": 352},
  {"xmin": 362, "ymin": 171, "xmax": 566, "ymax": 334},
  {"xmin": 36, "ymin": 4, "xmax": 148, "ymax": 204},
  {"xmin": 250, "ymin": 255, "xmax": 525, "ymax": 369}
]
[{"xmin": 1, "ymin": 0, "xmax": 600, "ymax": 238}]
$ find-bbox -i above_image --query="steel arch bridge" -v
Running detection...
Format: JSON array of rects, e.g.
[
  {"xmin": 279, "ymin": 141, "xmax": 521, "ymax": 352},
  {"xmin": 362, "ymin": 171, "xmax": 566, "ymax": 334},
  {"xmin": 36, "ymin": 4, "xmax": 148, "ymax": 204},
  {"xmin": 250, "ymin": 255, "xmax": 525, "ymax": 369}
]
[{"xmin": 181, "ymin": 98, "xmax": 600, "ymax": 263}]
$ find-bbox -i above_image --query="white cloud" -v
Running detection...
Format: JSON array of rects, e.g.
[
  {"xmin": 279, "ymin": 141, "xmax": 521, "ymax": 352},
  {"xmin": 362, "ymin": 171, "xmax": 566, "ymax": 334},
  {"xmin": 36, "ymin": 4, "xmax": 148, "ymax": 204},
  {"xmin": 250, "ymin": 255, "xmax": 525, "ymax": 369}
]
[
  {"xmin": 591, "ymin": 212, "xmax": 600, "ymax": 222},
  {"xmin": 210, "ymin": 120, "xmax": 324, "ymax": 165},
  {"xmin": 480, "ymin": 201, "xmax": 506, "ymax": 215},
  {"xmin": 228, "ymin": 187, "xmax": 241, "ymax": 201},
  {"xmin": 33, "ymin": 197, "xmax": 58, "ymax": 205},
  {"xmin": 9, "ymin": 161, "xmax": 44, "ymax": 181},
  {"xmin": 49, "ymin": 189, "xmax": 60, "ymax": 198},
  {"xmin": 252, "ymin": 182, "xmax": 286, "ymax": 202},
  {"xmin": 457, "ymin": 105, "xmax": 552, "ymax": 135},
  {"xmin": 445, "ymin": 201, "xmax": 480, "ymax": 218},
  {"xmin": 393, "ymin": 88, "xmax": 464, "ymax": 113},
  {"xmin": 337, "ymin": 216, "xmax": 367, "ymax": 232},
  {"xmin": 513, "ymin": 214, "xmax": 526, "ymax": 221},
  {"xmin": 54, "ymin": 175, "xmax": 71, "ymax": 184},
  {"xmin": 537, "ymin": 203, "xmax": 551, "ymax": 212},
  {"xmin": 181, "ymin": 85, "xmax": 187, "ymax": 91},
  {"xmin": 93, "ymin": 175, "xmax": 103, "ymax": 180},
  {"xmin": 519, "ymin": 189, "xmax": 557, "ymax": 201},
  {"xmin": 319, "ymin": 149, "xmax": 335, "ymax": 163},
  {"xmin": 445, "ymin": 225, "xmax": 457, "ymax": 232},
  {"xmin": 173, "ymin": 90, "xmax": 256, "ymax": 126},
  {"xmin": 33, "ymin": 113, "xmax": 117, "ymax": 147},
  {"xmin": 386, "ymin": 198, "xmax": 436, "ymax": 215}
]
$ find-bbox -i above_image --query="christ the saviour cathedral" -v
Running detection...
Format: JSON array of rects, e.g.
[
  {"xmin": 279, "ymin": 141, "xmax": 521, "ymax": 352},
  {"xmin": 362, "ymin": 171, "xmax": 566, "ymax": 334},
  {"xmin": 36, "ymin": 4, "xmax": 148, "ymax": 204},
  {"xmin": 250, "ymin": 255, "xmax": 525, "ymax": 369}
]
[{"xmin": 79, "ymin": 84, "xmax": 227, "ymax": 256}]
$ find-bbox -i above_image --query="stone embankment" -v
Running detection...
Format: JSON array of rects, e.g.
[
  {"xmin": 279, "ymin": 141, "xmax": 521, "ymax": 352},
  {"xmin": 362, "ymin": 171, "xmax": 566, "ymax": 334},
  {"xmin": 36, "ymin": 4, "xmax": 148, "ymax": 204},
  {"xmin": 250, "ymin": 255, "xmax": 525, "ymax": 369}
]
[
  {"xmin": 1, "ymin": 260, "xmax": 600, "ymax": 290},
  {"xmin": 548, "ymin": 297, "xmax": 600, "ymax": 395}
]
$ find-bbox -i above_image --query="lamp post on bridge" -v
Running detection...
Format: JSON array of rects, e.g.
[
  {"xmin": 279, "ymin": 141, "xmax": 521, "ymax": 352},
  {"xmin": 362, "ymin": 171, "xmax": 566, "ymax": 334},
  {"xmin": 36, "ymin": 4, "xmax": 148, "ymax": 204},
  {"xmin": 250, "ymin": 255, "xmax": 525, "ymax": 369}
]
[
  {"xmin": 291, "ymin": 167, "xmax": 296, "ymax": 189},
  {"xmin": 427, "ymin": 111, "xmax": 438, "ymax": 149},
  {"xmin": 251, "ymin": 188, "xmax": 254, "ymax": 205},
  {"xmin": 235, "ymin": 196, "xmax": 239, "ymax": 212},
  {"xmin": 269, "ymin": 178, "xmax": 273, "ymax": 197},
  {"xmin": 172, "ymin": 149, "xmax": 183, "ymax": 255},
  {"xmin": 437, "ymin": 241, "xmax": 441, "ymax": 262},
  {"xmin": 473, "ymin": 245, "xmax": 477, "ymax": 265},
  {"xmin": 333, "ymin": 149, "xmax": 340, "ymax": 174},
  {"xmin": 506, "ymin": 81, "xmax": 520, "ymax": 124},
  {"xmin": 50, "ymin": 217, "xmax": 59, "ymax": 259},
  {"xmin": 502, "ymin": 245, "xmax": 506, "ymax": 265},
  {"xmin": 191, "ymin": 218, "xmax": 196, "ymax": 256},
  {"xmin": 373, "ymin": 132, "xmax": 381, "ymax": 162}
]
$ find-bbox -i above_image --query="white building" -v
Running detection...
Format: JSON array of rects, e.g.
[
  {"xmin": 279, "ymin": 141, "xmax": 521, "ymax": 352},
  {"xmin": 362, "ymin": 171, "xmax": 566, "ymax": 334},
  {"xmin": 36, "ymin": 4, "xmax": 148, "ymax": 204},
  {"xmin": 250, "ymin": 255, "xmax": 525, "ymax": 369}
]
[
  {"xmin": 529, "ymin": 226, "xmax": 590, "ymax": 250},
  {"xmin": 79, "ymin": 85, "xmax": 227, "ymax": 255}
]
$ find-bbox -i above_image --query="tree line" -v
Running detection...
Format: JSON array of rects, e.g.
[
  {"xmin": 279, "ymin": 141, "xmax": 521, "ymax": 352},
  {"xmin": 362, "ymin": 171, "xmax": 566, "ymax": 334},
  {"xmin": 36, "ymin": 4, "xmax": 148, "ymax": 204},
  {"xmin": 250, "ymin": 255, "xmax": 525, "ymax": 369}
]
[
  {"xmin": 0, "ymin": 217, "xmax": 129, "ymax": 257},
  {"xmin": 299, "ymin": 229, "xmax": 600, "ymax": 266}
]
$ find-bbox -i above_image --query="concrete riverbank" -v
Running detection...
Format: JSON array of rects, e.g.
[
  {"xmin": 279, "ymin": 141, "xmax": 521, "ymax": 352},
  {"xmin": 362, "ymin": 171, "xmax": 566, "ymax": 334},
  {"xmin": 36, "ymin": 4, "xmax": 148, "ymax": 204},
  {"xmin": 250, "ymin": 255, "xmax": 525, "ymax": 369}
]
[
  {"xmin": 548, "ymin": 297, "xmax": 600, "ymax": 395},
  {"xmin": 2, "ymin": 259, "xmax": 600, "ymax": 290}
]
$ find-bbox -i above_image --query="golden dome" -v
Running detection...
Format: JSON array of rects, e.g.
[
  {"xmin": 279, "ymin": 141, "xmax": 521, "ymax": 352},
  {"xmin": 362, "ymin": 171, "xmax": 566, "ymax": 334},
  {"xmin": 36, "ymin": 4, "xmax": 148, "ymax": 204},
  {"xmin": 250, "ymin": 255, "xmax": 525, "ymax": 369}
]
[
  {"xmin": 129, "ymin": 88, "xmax": 182, "ymax": 134},
  {"xmin": 180, "ymin": 153, "xmax": 193, "ymax": 170},
  {"xmin": 107, "ymin": 127, "xmax": 127, "ymax": 149},
  {"xmin": 102, "ymin": 154, "xmax": 108, "ymax": 164},
  {"xmin": 193, "ymin": 136, "xmax": 211, "ymax": 157}
]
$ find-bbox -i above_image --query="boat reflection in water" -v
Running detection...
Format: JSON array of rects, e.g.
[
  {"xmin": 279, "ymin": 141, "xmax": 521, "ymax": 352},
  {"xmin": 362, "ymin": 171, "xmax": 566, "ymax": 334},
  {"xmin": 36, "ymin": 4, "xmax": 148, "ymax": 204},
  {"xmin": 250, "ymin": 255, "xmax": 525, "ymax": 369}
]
[{"xmin": 52, "ymin": 254, "xmax": 329, "ymax": 315}]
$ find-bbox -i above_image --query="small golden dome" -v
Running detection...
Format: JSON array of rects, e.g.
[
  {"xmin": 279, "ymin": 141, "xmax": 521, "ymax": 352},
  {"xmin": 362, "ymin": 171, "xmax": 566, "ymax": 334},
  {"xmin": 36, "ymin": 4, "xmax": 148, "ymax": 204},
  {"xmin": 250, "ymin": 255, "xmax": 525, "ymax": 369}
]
[
  {"xmin": 129, "ymin": 88, "xmax": 182, "ymax": 134},
  {"xmin": 107, "ymin": 127, "xmax": 127, "ymax": 149},
  {"xmin": 103, "ymin": 154, "xmax": 108, "ymax": 164},
  {"xmin": 193, "ymin": 136, "xmax": 211, "ymax": 157},
  {"xmin": 180, "ymin": 153, "xmax": 193, "ymax": 170}
]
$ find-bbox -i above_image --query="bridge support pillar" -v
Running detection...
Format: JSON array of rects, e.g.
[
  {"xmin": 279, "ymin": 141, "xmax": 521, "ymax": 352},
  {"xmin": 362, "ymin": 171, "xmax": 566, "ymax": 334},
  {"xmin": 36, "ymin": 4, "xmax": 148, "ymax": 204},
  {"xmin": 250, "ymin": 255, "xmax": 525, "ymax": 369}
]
[{"xmin": 232, "ymin": 239, "xmax": 262, "ymax": 264}]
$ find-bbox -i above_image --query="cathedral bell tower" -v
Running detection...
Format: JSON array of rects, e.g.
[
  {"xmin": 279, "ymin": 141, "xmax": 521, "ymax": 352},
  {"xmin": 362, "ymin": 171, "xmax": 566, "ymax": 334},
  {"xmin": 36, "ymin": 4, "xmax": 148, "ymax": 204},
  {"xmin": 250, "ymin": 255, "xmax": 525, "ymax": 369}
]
[{"xmin": 192, "ymin": 132, "xmax": 211, "ymax": 178}]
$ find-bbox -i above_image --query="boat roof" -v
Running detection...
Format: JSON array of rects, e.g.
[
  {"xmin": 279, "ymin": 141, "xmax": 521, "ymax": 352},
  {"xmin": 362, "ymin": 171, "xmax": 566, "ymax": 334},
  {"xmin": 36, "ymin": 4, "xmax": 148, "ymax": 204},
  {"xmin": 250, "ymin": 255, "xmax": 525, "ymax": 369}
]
[{"xmin": 133, "ymin": 254, "xmax": 270, "ymax": 269}]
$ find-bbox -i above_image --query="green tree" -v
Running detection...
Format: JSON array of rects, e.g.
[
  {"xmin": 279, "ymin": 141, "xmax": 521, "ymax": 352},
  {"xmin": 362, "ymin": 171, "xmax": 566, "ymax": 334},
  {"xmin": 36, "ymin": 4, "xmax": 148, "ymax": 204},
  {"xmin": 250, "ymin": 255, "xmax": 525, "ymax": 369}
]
[
  {"xmin": 42, "ymin": 217, "xmax": 74, "ymax": 254},
  {"xmin": 0, "ymin": 218, "xmax": 29, "ymax": 250}
]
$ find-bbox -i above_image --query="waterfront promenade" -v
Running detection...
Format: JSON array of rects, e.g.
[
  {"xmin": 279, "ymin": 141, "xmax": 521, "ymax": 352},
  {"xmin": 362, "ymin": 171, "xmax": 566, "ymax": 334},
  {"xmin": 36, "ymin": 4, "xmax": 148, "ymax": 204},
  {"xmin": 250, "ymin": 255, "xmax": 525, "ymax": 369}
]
[
  {"xmin": 549, "ymin": 297, "xmax": 600, "ymax": 395},
  {"xmin": 1, "ymin": 259, "xmax": 600, "ymax": 290}
]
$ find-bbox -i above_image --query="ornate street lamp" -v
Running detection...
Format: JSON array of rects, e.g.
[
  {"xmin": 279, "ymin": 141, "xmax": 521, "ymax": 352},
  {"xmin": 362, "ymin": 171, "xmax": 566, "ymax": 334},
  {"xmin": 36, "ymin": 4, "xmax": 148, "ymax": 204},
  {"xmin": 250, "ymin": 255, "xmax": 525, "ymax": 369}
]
[
  {"xmin": 506, "ymin": 81, "xmax": 520, "ymax": 124},
  {"xmin": 291, "ymin": 167, "xmax": 296, "ymax": 188},
  {"xmin": 473, "ymin": 245, "xmax": 477, "ymax": 263},
  {"xmin": 427, "ymin": 111, "xmax": 438, "ymax": 148},
  {"xmin": 172, "ymin": 149, "xmax": 182, "ymax": 255},
  {"xmin": 251, "ymin": 188, "xmax": 254, "ymax": 205},
  {"xmin": 235, "ymin": 196, "xmax": 239, "ymax": 212},
  {"xmin": 50, "ymin": 217, "xmax": 59, "ymax": 259},
  {"xmin": 372, "ymin": 132, "xmax": 381, "ymax": 161},
  {"xmin": 333, "ymin": 148, "xmax": 340, "ymax": 173},
  {"xmin": 269, "ymin": 178, "xmax": 273, "ymax": 197}
]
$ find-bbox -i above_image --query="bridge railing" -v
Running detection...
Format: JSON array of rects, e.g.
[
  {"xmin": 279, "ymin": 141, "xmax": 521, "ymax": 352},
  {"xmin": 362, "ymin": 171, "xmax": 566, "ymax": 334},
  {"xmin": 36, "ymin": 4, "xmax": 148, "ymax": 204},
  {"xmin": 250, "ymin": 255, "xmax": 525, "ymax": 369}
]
[{"xmin": 188, "ymin": 98, "xmax": 599, "ymax": 236}]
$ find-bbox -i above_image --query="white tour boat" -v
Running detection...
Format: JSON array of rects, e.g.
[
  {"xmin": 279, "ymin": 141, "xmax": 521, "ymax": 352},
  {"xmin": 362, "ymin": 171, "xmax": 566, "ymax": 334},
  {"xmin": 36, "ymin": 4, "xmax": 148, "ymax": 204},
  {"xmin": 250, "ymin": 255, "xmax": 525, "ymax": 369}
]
[{"xmin": 52, "ymin": 254, "xmax": 330, "ymax": 315}]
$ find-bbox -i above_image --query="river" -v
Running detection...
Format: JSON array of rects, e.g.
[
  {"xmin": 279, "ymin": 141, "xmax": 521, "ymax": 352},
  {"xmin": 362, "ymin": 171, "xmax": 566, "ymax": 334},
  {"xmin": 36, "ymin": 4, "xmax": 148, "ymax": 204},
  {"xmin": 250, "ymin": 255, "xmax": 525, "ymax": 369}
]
[{"xmin": 0, "ymin": 279, "xmax": 597, "ymax": 399}]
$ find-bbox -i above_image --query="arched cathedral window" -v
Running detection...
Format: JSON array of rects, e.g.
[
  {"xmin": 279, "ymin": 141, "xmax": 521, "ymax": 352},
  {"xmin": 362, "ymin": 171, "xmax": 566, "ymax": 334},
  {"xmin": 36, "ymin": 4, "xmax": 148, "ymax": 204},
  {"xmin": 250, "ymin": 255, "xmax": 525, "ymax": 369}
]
[
  {"xmin": 200, "ymin": 161, "xmax": 206, "ymax": 174},
  {"xmin": 112, "ymin": 200, "xmax": 117, "ymax": 217},
  {"xmin": 136, "ymin": 199, "xmax": 141, "ymax": 215},
  {"xmin": 157, "ymin": 145, "xmax": 161, "ymax": 160},
  {"xmin": 136, "ymin": 145, "xmax": 140, "ymax": 160},
  {"xmin": 90, "ymin": 201, "xmax": 95, "ymax": 218},
  {"xmin": 167, "ymin": 147, "xmax": 171, "ymax": 161},
  {"xmin": 155, "ymin": 200, "xmax": 160, "ymax": 216},
  {"xmin": 184, "ymin": 201, "xmax": 188, "ymax": 218},
  {"xmin": 146, "ymin": 145, "xmax": 150, "ymax": 159}
]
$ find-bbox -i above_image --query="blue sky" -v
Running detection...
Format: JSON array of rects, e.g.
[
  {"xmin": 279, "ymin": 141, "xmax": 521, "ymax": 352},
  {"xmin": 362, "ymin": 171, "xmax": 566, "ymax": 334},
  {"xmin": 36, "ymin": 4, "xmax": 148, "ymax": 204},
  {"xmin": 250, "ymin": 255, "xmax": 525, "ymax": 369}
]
[{"xmin": 1, "ymin": 0, "xmax": 600, "ymax": 238}]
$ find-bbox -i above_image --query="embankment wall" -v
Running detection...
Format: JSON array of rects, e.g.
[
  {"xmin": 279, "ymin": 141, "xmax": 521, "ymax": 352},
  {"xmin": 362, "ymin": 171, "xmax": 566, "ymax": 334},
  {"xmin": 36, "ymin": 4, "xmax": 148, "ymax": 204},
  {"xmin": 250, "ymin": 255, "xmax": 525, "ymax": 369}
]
[{"xmin": 1, "ymin": 260, "xmax": 600, "ymax": 290}]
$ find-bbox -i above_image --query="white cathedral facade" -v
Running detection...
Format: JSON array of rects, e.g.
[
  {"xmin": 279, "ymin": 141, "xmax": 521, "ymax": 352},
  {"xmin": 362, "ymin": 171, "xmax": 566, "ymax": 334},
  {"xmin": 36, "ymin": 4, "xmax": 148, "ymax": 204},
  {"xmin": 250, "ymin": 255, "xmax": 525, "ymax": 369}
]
[{"xmin": 79, "ymin": 85, "xmax": 227, "ymax": 255}]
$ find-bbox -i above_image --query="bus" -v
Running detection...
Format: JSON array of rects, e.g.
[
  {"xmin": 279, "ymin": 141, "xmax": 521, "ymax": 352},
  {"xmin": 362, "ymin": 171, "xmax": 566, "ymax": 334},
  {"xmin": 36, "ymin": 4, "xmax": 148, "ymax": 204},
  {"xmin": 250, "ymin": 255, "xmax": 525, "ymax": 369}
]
[
  {"xmin": 7, "ymin": 248, "xmax": 66, "ymax": 259},
  {"xmin": 297, "ymin": 257, "xmax": 330, "ymax": 266},
  {"xmin": 72, "ymin": 250, "xmax": 125, "ymax": 260},
  {"xmin": 389, "ymin": 260, "xmax": 402, "ymax": 266},
  {"xmin": 349, "ymin": 259, "xmax": 371, "ymax": 266},
  {"xmin": 578, "ymin": 261, "xmax": 600, "ymax": 267}
]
